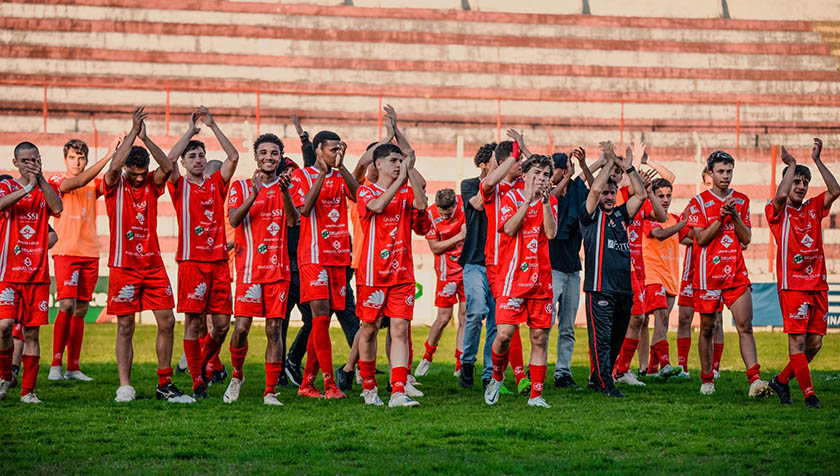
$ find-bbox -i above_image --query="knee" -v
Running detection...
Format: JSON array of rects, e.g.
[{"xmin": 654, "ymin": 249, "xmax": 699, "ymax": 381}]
[
  {"xmin": 23, "ymin": 327, "xmax": 40, "ymax": 344},
  {"xmin": 58, "ymin": 299, "xmax": 75, "ymax": 314},
  {"xmin": 531, "ymin": 330, "xmax": 548, "ymax": 348},
  {"xmin": 496, "ymin": 327, "xmax": 514, "ymax": 343},
  {"xmin": 699, "ymin": 320, "xmax": 715, "ymax": 338},
  {"xmin": 117, "ymin": 319, "xmax": 135, "ymax": 337},
  {"xmin": 734, "ymin": 319, "xmax": 752, "ymax": 334},
  {"xmin": 265, "ymin": 322, "xmax": 282, "ymax": 343},
  {"xmin": 185, "ymin": 315, "xmax": 202, "ymax": 333},
  {"xmin": 213, "ymin": 319, "xmax": 231, "ymax": 336},
  {"xmin": 805, "ymin": 337, "xmax": 822, "ymax": 355}
]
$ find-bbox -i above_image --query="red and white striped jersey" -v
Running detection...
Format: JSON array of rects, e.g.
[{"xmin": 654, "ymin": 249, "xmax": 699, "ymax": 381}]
[
  {"xmin": 104, "ymin": 173, "xmax": 165, "ymax": 270},
  {"xmin": 0, "ymin": 179, "xmax": 59, "ymax": 283},
  {"xmin": 289, "ymin": 167, "xmax": 352, "ymax": 267},
  {"xmin": 425, "ymin": 196, "xmax": 465, "ymax": 282},
  {"xmin": 168, "ymin": 171, "xmax": 229, "ymax": 262},
  {"xmin": 766, "ymin": 192, "xmax": 829, "ymax": 291},
  {"xmin": 228, "ymin": 177, "xmax": 291, "ymax": 284}
]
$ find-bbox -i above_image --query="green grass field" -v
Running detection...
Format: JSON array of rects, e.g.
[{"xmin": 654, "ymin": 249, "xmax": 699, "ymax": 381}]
[{"xmin": 3, "ymin": 324, "xmax": 839, "ymax": 475}]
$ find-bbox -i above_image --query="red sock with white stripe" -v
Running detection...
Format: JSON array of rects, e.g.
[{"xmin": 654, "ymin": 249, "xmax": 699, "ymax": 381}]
[
  {"xmin": 746, "ymin": 364, "xmax": 761, "ymax": 384},
  {"xmin": 712, "ymin": 343, "xmax": 724, "ymax": 371},
  {"xmin": 51, "ymin": 310, "xmax": 72, "ymax": 367},
  {"xmin": 491, "ymin": 349, "xmax": 508, "ymax": 382},
  {"xmin": 66, "ymin": 316, "xmax": 85, "ymax": 371},
  {"xmin": 359, "ymin": 359, "xmax": 377, "ymax": 391},
  {"xmin": 21, "ymin": 354, "xmax": 39, "ymax": 396},
  {"xmin": 677, "ymin": 337, "xmax": 691, "ymax": 372},
  {"xmin": 312, "ymin": 315, "xmax": 336, "ymax": 388},
  {"xmin": 264, "ymin": 361, "xmax": 283, "ymax": 396},
  {"xmin": 183, "ymin": 338, "xmax": 204, "ymax": 389},
  {"xmin": 615, "ymin": 338, "xmax": 639, "ymax": 375},
  {"xmin": 391, "ymin": 366, "xmax": 408, "ymax": 394},
  {"xmin": 529, "ymin": 364, "xmax": 546, "ymax": 399},
  {"xmin": 454, "ymin": 349, "xmax": 463, "ymax": 371},
  {"xmin": 656, "ymin": 340, "xmax": 672, "ymax": 367},
  {"xmin": 509, "ymin": 327, "xmax": 526, "ymax": 384},
  {"xmin": 230, "ymin": 344, "xmax": 248, "ymax": 380},
  {"xmin": 788, "ymin": 353, "xmax": 815, "ymax": 398}
]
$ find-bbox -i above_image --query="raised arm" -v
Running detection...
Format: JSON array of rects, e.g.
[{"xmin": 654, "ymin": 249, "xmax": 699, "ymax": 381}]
[
  {"xmin": 140, "ymin": 124, "xmax": 173, "ymax": 186},
  {"xmin": 36, "ymin": 170, "xmax": 63, "ymax": 214},
  {"xmin": 640, "ymin": 146, "xmax": 676, "ymax": 183},
  {"xmin": 290, "ymin": 114, "xmax": 316, "ymax": 168},
  {"xmin": 167, "ymin": 110, "xmax": 200, "ymax": 184},
  {"xmin": 60, "ymin": 133, "xmax": 123, "ymax": 193},
  {"xmin": 388, "ymin": 107, "xmax": 427, "ymax": 190},
  {"xmin": 404, "ymin": 150, "xmax": 428, "ymax": 211},
  {"xmin": 366, "ymin": 164, "xmax": 408, "ymax": 215},
  {"xmin": 585, "ymin": 151, "xmax": 614, "ymax": 215},
  {"xmin": 506, "ymin": 129, "xmax": 532, "ymax": 159},
  {"xmin": 613, "ymin": 144, "xmax": 647, "ymax": 219},
  {"xmin": 197, "ymin": 106, "xmax": 239, "ymax": 183},
  {"xmin": 105, "ymin": 107, "xmax": 147, "ymax": 187},
  {"xmin": 229, "ymin": 173, "xmax": 260, "ymax": 228},
  {"xmin": 811, "ymin": 138, "xmax": 840, "ymax": 210},
  {"xmin": 572, "ymin": 147, "xmax": 595, "ymax": 187},
  {"xmin": 551, "ymin": 160, "xmax": 574, "ymax": 198},
  {"xmin": 335, "ymin": 142, "xmax": 360, "ymax": 201},
  {"xmin": 772, "ymin": 145, "xmax": 798, "ymax": 212},
  {"xmin": 353, "ymin": 108, "xmax": 396, "ymax": 183},
  {"xmin": 279, "ymin": 173, "xmax": 299, "ymax": 227}
]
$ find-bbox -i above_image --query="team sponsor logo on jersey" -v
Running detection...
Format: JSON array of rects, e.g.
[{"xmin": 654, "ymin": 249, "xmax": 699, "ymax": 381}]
[
  {"xmin": 712, "ymin": 256, "xmax": 721, "ymax": 265},
  {"xmin": 206, "ymin": 237, "xmax": 214, "ymax": 246},
  {"xmin": 0, "ymin": 288, "xmax": 15, "ymax": 305},
  {"xmin": 363, "ymin": 290, "xmax": 385, "ymax": 308},
  {"xmin": 501, "ymin": 205, "xmax": 512, "ymax": 216},
  {"xmin": 389, "ymin": 227, "xmax": 398, "ymax": 239},
  {"xmin": 270, "ymin": 255, "xmax": 278, "ymax": 265},
  {"xmin": 526, "ymin": 239, "xmax": 538, "ymax": 254},
  {"xmin": 383, "ymin": 214, "xmax": 401, "ymax": 224},
  {"xmin": 801, "ymin": 234, "xmax": 814, "ymax": 249},
  {"xmin": 723, "ymin": 265, "xmax": 732, "ymax": 275},
  {"xmin": 19, "ymin": 225, "xmax": 35, "ymax": 240},
  {"xmin": 65, "ymin": 270, "xmax": 79, "ymax": 287},
  {"xmin": 112, "ymin": 284, "xmax": 136, "ymax": 303},
  {"xmin": 328, "ymin": 208, "xmax": 340, "ymax": 223},
  {"xmin": 333, "ymin": 240, "xmax": 341, "ymax": 250},
  {"xmin": 530, "ymin": 273, "xmax": 539, "ymax": 283},
  {"xmin": 13, "ymin": 245, "xmax": 20, "ymax": 255},
  {"xmin": 405, "ymin": 294, "xmax": 414, "ymax": 306},
  {"xmin": 809, "ymin": 209, "xmax": 817, "ymax": 219},
  {"xmin": 607, "ymin": 239, "xmax": 630, "ymax": 251},
  {"xmin": 136, "ymin": 244, "xmax": 144, "ymax": 253},
  {"xmin": 380, "ymin": 249, "xmax": 390, "ymax": 259},
  {"xmin": 793, "ymin": 254, "xmax": 804, "ymax": 263},
  {"xmin": 628, "ymin": 230, "xmax": 638, "ymax": 243},
  {"xmin": 189, "ymin": 282, "xmax": 207, "ymax": 300},
  {"xmin": 704, "ymin": 200, "xmax": 714, "ymax": 208},
  {"xmin": 520, "ymin": 262, "xmax": 529, "ymax": 271},
  {"xmin": 597, "ymin": 300, "xmax": 608, "ymax": 306},
  {"xmin": 313, "ymin": 270, "xmax": 329, "ymax": 287},
  {"xmin": 806, "ymin": 265, "xmax": 814, "ymax": 275},
  {"xmin": 720, "ymin": 235, "xmax": 733, "ymax": 249},
  {"xmin": 321, "ymin": 229, "xmax": 329, "ymax": 239},
  {"xmin": 440, "ymin": 282, "xmax": 457, "ymax": 297},
  {"xmin": 23, "ymin": 257, "xmax": 32, "ymax": 267},
  {"xmin": 258, "ymin": 243, "xmax": 268, "ymax": 254},
  {"xmin": 136, "ymin": 212, "xmax": 145, "ymax": 225},
  {"xmin": 267, "ymin": 222, "xmax": 281, "ymax": 237},
  {"xmin": 205, "ymin": 210, "xmax": 214, "ymax": 221},
  {"xmin": 238, "ymin": 284, "xmax": 262, "ymax": 303},
  {"xmin": 499, "ymin": 297, "xmax": 523, "ymax": 311},
  {"xmin": 194, "ymin": 226, "xmax": 204, "ymax": 235},
  {"xmin": 358, "ymin": 189, "xmax": 371, "ymax": 198},
  {"xmin": 125, "ymin": 231, "xmax": 134, "ymax": 240}
]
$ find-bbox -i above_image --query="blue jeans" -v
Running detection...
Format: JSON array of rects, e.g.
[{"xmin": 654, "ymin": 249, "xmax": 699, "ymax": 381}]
[
  {"xmin": 551, "ymin": 270, "xmax": 581, "ymax": 378},
  {"xmin": 461, "ymin": 264, "xmax": 496, "ymax": 380}
]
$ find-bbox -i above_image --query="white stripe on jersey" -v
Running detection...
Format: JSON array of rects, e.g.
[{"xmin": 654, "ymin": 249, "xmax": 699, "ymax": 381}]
[
  {"xmin": 493, "ymin": 184, "xmax": 502, "ymax": 266},
  {"xmin": 304, "ymin": 169, "xmax": 319, "ymax": 264},
  {"xmin": 114, "ymin": 176, "xmax": 124, "ymax": 267},
  {"xmin": 682, "ymin": 246, "xmax": 692, "ymax": 282},
  {"xmin": 781, "ymin": 207, "xmax": 791, "ymax": 289},
  {"xmin": 240, "ymin": 180, "xmax": 254, "ymax": 284},
  {"xmin": 0, "ymin": 215, "xmax": 10, "ymax": 282},
  {"xmin": 365, "ymin": 215, "xmax": 376, "ymax": 287},
  {"xmin": 181, "ymin": 180, "xmax": 191, "ymax": 261}
]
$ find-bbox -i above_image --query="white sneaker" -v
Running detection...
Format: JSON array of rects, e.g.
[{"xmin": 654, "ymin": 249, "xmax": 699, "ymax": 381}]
[
  {"xmin": 263, "ymin": 393, "xmax": 283, "ymax": 406},
  {"xmin": 713, "ymin": 369, "xmax": 720, "ymax": 380},
  {"xmin": 407, "ymin": 374, "xmax": 421, "ymax": 386},
  {"xmin": 700, "ymin": 382, "xmax": 715, "ymax": 395},
  {"xmin": 176, "ymin": 353, "xmax": 188, "ymax": 373},
  {"xmin": 749, "ymin": 379, "xmax": 773, "ymax": 398},
  {"xmin": 615, "ymin": 370, "xmax": 646, "ymax": 387},
  {"xmin": 115, "ymin": 385, "xmax": 136, "ymax": 402},
  {"xmin": 453, "ymin": 369, "xmax": 461, "ymax": 378},
  {"xmin": 224, "ymin": 377, "xmax": 244, "ymax": 403},
  {"xmin": 404, "ymin": 382, "xmax": 424, "ymax": 398},
  {"xmin": 388, "ymin": 392, "xmax": 420, "ymax": 407},
  {"xmin": 64, "ymin": 370, "xmax": 94, "ymax": 381},
  {"xmin": 485, "ymin": 378, "xmax": 503, "ymax": 405},
  {"xmin": 21, "ymin": 392, "xmax": 42, "ymax": 404},
  {"xmin": 675, "ymin": 370, "xmax": 690, "ymax": 379},
  {"xmin": 362, "ymin": 388, "xmax": 384, "ymax": 406},
  {"xmin": 0, "ymin": 379, "xmax": 11, "ymax": 401},
  {"xmin": 48, "ymin": 365, "xmax": 64, "ymax": 381},
  {"xmin": 527, "ymin": 396, "xmax": 551, "ymax": 408},
  {"xmin": 415, "ymin": 359, "xmax": 431, "ymax": 377}
]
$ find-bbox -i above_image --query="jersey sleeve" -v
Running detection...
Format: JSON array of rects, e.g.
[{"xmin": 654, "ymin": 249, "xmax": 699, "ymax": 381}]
[
  {"xmin": 93, "ymin": 178, "xmax": 104, "ymax": 198},
  {"xmin": 497, "ymin": 193, "xmax": 517, "ymax": 232},
  {"xmin": 424, "ymin": 209, "xmax": 439, "ymax": 241},
  {"xmin": 48, "ymin": 175, "xmax": 65, "ymax": 194},
  {"xmin": 739, "ymin": 196, "xmax": 751, "ymax": 227},
  {"xmin": 579, "ymin": 201, "xmax": 596, "ymax": 226},
  {"xmin": 412, "ymin": 204, "xmax": 431, "ymax": 236},
  {"xmin": 0, "ymin": 180, "xmax": 11, "ymax": 198},
  {"xmin": 815, "ymin": 191, "xmax": 831, "ymax": 218},
  {"xmin": 480, "ymin": 179, "xmax": 494, "ymax": 204},
  {"xmin": 765, "ymin": 200, "xmax": 784, "ymax": 225},
  {"xmin": 289, "ymin": 168, "xmax": 308, "ymax": 208},
  {"xmin": 148, "ymin": 172, "xmax": 165, "ymax": 198},
  {"xmin": 46, "ymin": 181, "xmax": 62, "ymax": 217},
  {"xmin": 356, "ymin": 185, "xmax": 376, "ymax": 220},
  {"xmin": 685, "ymin": 196, "xmax": 707, "ymax": 228},
  {"xmin": 166, "ymin": 176, "xmax": 180, "ymax": 200},
  {"xmin": 643, "ymin": 218, "xmax": 661, "ymax": 237},
  {"xmin": 549, "ymin": 195, "xmax": 559, "ymax": 225},
  {"xmin": 227, "ymin": 180, "xmax": 247, "ymax": 214}
]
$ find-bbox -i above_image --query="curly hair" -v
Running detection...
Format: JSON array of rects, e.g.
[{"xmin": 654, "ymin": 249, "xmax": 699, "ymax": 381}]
[{"xmin": 473, "ymin": 142, "xmax": 496, "ymax": 167}]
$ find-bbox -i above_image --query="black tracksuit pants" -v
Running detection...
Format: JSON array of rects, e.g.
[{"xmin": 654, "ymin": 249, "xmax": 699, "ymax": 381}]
[{"xmin": 584, "ymin": 291, "xmax": 632, "ymax": 391}]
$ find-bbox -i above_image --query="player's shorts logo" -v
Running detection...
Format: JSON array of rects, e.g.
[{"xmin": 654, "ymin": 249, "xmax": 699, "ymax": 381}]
[
  {"xmin": 328, "ymin": 209, "xmax": 340, "ymax": 223},
  {"xmin": 793, "ymin": 254, "xmax": 803, "ymax": 264},
  {"xmin": 0, "ymin": 288, "xmax": 15, "ymax": 305},
  {"xmin": 313, "ymin": 270, "xmax": 329, "ymax": 287},
  {"xmin": 791, "ymin": 302, "xmax": 809, "ymax": 320},
  {"xmin": 440, "ymin": 282, "xmax": 457, "ymax": 297},
  {"xmin": 321, "ymin": 229, "xmax": 329, "ymax": 239},
  {"xmin": 500, "ymin": 297, "xmax": 523, "ymax": 311},
  {"xmin": 405, "ymin": 295, "xmax": 414, "ymax": 306},
  {"xmin": 165, "ymin": 285, "xmax": 173, "ymax": 296},
  {"xmin": 38, "ymin": 300, "xmax": 48, "ymax": 312},
  {"xmin": 19, "ymin": 225, "xmax": 35, "ymax": 240},
  {"xmin": 363, "ymin": 290, "xmax": 385, "ymax": 308},
  {"xmin": 279, "ymin": 291, "xmax": 287, "ymax": 302},
  {"xmin": 65, "ymin": 270, "xmax": 79, "ymax": 287},
  {"xmin": 544, "ymin": 302, "xmax": 553, "ymax": 314},
  {"xmin": 339, "ymin": 286, "xmax": 346, "ymax": 297},
  {"xmin": 112, "ymin": 284, "xmax": 136, "ymax": 302},
  {"xmin": 189, "ymin": 282, "xmax": 207, "ymax": 300},
  {"xmin": 702, "ymin": 289, "xmax": 721, "ymax": 300},
  {"xmin": 680, "ymin": 285, "xmax": 693, "ymax": 297},
  {"xmin": 238, "ymin": 284, "xmax": 262, "ymax": 303},
  {"xmin": 194, "ymin": 226, "xmax": 204, "ymax": 236}
]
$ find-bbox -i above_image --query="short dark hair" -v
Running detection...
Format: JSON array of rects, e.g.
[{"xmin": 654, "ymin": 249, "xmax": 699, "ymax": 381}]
[
  {"xmin": 253, "ymin": 133, "xmax": 284, "ymax": 154},
  {"xmin": 182, "ymin": 140, "xmax": 206, "ymax": 159},
  {"xmin": 63, "ymin": 139, "xmax": 89, "ymax": 159},
  {"xmin": 605, "ymin": 179, "xmax": 618, "ymax": 190},
  {"xmin": 473, "ymin": 142, "xmax": 496, "ymax": 167},
  {"xmin": 521, "ymin": 154, "xmax": 553, "ymax": 175},
  {"xmin": 782, "ymin": 164, "xmax": 812, "ymax": 182},
  {"xmin": 552, "ymin": 152, "xmax": 568, "ymax": 170},
  {"xmin": 435, "ymin": 188, "xmax": 457, "ymax": 209},
  {"xmin": 312, "ymin": 131, "xmax": 341, "ymax": 151},
  {"xmin": 651, "ymin": 178, "xmax": 672, "ymax": 194},
  {"xmin": 494, "ymin": 141, "xmax": 514, "ymax": 163},
  {"xmin": 707, "ymin": 150, "xmax": 735, "ymax": 171},
  {"xmin": 366, "ymin": 141, "xmax": 379, "ymax": 151},
  {"xmin": 13, "ymin": 142, "xmax": 39, "ymax": 159},
  {"xmin": 0, "ymin": 174, "xmax": 12, "ymax": 181},
  {"xmin": 126, "ymin": 146, "xmax": 150, "ymax": 169},
  {"xmin": 373, "ymin": 143, "xmax": 401, "ymax": 163}
]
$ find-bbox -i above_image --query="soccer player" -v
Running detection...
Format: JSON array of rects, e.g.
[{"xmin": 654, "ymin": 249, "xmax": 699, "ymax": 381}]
[
  {"xmin": 480, "ymin": 130, "xmax": 531, "ymax": 395},
  {"xmin": 484, "ymin": 154, "xmax": 558, "ymax": 408},
  {"xmin": 355, "ymin": 143, "xmax": 427, "ymax": 407},
  {"xmin": 580, "ymin": 141, "xmax": 647, "ymax": 398},
  {"xmin": 640, "ymin": 178, "xmax": 687, "ymax": 378},
  {"xmin": 289, "ymin": 130, "xmax": 359, "ymax": 399},
  {"xmin": 767, "ymin": 140, "xmax": 838, "ymax": 409},
  {"xmin": 104, "ymin": 107, "xmax": 193, "ymax": 403},
  {"xmin": 166, "ymin": 106, "xmax": 238, "ymax": 398},
  {"xmin": 415, "ymin": 188, "xmax": 466, "ymax": 378},
  {"xmin": 0, "ymin": 142, "xmax": 63, "ymax": 403},
  {"xmin": 685, "ymin": 150, "xmax": 771, "ymax": 396},
  {"xmin": 49, "ymin": 135, "xmax": 122, "ymax": 382},
  {"xmin": 225, "ymin": 133, "xmax": 299, "ymax": 406}
]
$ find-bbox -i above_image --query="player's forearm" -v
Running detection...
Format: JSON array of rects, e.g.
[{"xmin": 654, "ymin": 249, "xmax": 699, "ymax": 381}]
[
  {"xmin": 367, "ymin": 178, "xmax": 405, "ymax": 214},
  {"xmin": 644, "ymin": 158, "xmax": 676, "ymax": 183},
  {"xmin": 481, "ymin": 156, "xmax": 515, "ymax": 193},
  {"xmin": 338, "ymin": 165, "xmax": 360, "ymax": 201},
  {"xmin": 229, "ymin": 194, "xmax": 257, "ymax": 228},
  {"xmin": 694, "ymin": 221, "xmax": 722, "ymax": 247},
  {"xmin": 60, "ymin": 154, "xmax": 111, "ymax": 192},
  {"xmin": 815, "ymin": 158, "xmax": 840, "ymax": 201},
  {"xmin": 106, "ymin": 128, "xmax": 139, "ymax": 185},
  {"xmin": 300, "ymin": 173, "xmax": 327, "ymax": 217},
  {"xmin": 773, "ymin": 164, "xmax": 796, "ymax": 211},
  {"xmin": 651, "ymin": 222, "xmax": 684, "ymax": 241},
  {"xmin": 38, "ymin": 174, "xmax": 63, "ymax": 214},
  {"xmin": 648, "ymin": 191, "xmax": 667, "ymax": 222},
  {"xmin": 543, "ymin": 202, "xmax": 557, "ymax": 239},
  {"xmin": 429, "ymin": 235, "xmax": 461, "ymax": 255},
  {"xmin": 502, "ymin": 203, "xmax": 529, "ymax": 236},
  {"xmin": 408, "ymin": 172, "xmax": 428, "ymax": 211},
  {"xmin": 732, "ymin": 215, "xmax": 751, "ymax": 245},
  {"xmin": 0, "ymin": 187, "xmax": 29, "ymax": 212},
  {"xmin": 282, "ymin": 189, "xmax": 299, "ymax": 226}
]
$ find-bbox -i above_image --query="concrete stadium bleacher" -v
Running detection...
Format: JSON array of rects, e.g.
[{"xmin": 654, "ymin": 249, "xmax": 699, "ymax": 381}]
[{"xmin": 1, "ymin": 0, "xmax": 839, "ymax": 323}]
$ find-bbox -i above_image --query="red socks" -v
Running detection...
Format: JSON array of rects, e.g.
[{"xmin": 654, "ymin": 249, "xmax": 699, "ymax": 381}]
[
  {"xmin": 529, "ymin": 364, "xmax": 546, "ymax": 399},
  {"xmin": 183, "ymin": 338, "xmax": 203, "ymax": 389},
  {"xmin": 264, "ymin": 361, "xmax": 283, "ymax": 396},
  {"xmin": 312, "ymin": 315, "xmax": 336, "ymax": 387},
  {"xmin": 655, "ymin": 340, "xmax": 671, "ymax": 367},
  {"xmin": 423, "ymin": 340, "xmax": 437, "ymax": 362},
  {"xmin": 615, "ymin": 338, "xmax": 639, "ymax": 375},
  {"xmin": 746, "ymin": 364, "xmax": 761, "ymax": 384},
  {"xmin": 789, "ymin": 353, "xmax": 815, "ymax": 398},
  {"xmin": 712, "ymin": 343, "xmax": 724, "ymax": 371},
  {"xmin": 157, "ymin": 367, "xmax": 173, "ymax": 387},
  {"xmin": 700, "ymin": 370, "xmax": 714, "ymax": 384},
  {"xmin": 51, "ymin": 310, "xmax": 72, "ymax": 367},
  {"xmin": 230, "ymin": 344, "xmax": 248, "ymax": 380},
  {"xmin": 646, "ymin": 344, "xmax": 659, "ymax": 374},
  {"xmin": 66, "ymin": 317, "xmax": 85, "ymax": 371},
  {"xmin": 0, "ymin": 346, "xmax": 12, "ymax": 381},
  {"xmin": 778, "ymin": 362, "xmax": 795, "ymax": 385},
  {"xmin": 454, "ymin": 349, "xmax": 463, "ymax": 371},
  {"xmin": 302, "ymin": 334, "xmax": 320, "ymax": 386},
  {"xmin": 677, "ymin": 337, "xmax": 691, "ymax": 372},
  {"xmin": 509, "ymin": 327, "xmax": 525, "ymax": 384},
  {"xmin": 201, "ymin": 335, "xmax": 223, "ymax": 373},
  {"xmin": 391, "ymin": 366, "xmax": 408, "ymax": 394},
  {"xmin": 491, "ymin": 349, "xmax": 508, "ymax": 382},
  {"xmin": 21, "ymin": 354, "xmax": 39, "ymax": 396},
  {"xmin": 359, "ymin": 359, "xmax": 377, "ymax": 391}
]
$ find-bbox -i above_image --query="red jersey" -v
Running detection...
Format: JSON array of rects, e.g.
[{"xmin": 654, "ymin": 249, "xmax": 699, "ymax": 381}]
[
  {"xmin": 626, "ymin": 196, "xmax": 653, "ymax": 284},
  {"xmin": 496, "ymin": 189, "xmax": 557, "ymax": 299},
  {"xmin": 425, "ymin": 196, "xmax": 465, "ymax": 282},
  {"xmin": 168, "ymin": 171, "xmax": 229, "ymax": 262},
  {"xmin": 104, "ymin": 173, "xmax": 165, "ymax": 270},
  {"xmin": 355, "ymin": 182, "xmax": 417, "ymax": 287},
  {"xmin": 228, "ymin": 178, "xmax": 291, "ymax": 284},
  {"xmin": 289, "ymin": 167, "xmax": 352, "ymax": 267},
  {"xmin": 480, "ymin": 178, "xmax": 523, "ymax": 270},
  {"xmin": 765, "ymin": 192, "xmax": 830, "ymax": 291},
  {"xmin": 685, "ymin": 189, "xmax": 751, "ymax": 290},
  {"xmin": 0, "ymin": 179, "xmax": 60, "ymax": 283}
]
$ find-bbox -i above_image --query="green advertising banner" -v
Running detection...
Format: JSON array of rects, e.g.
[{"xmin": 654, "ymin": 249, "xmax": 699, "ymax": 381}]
[{"xmin": 49, "ymin": 276, "xmax": 109, "ymax": 323}]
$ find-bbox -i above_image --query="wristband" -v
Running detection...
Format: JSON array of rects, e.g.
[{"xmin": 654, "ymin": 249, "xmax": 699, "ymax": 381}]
[
  {"xmin": 512, "ymin": 141, "xmax": 521, "ymax": 160},
  {"xmin": 625, "ymin": 166, "xmax": 636, "ymax": 174},
  {"xmin": 22, "ymin": 182, "xmax": 35, "ymax": 194}
]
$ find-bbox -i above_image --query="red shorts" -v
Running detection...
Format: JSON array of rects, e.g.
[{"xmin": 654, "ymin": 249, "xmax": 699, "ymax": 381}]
[
  {"xmin": 779, "ymin": 290, "xmax": 828, "ymax": 336},
  {"xmin": 693, "ymin": 285, "xmax": 750, "ymax": 315},
  {"xmin": 107, "ymin": 267, "xmax": 175, "ymax": 316},
  {"xmin": 234, "ymin": 281, "xmax": 290, "ymax": 319},
  {"xmin": 12, "ymin": 322, "xmax": 23, "ymax": 340},
  {"xmin": 631, "ymin": 275, "xmax": 646, "ymax": 316},
  {"xmin": 487, "ymin": 265, "xmax": 500, "ymax": 298},
  {"xmin": 434, "ymin": 278, "xmax": 465, "ymax": 308},
  {"xmin": 357, "ymin": 282, "xmax": 415, "ymax": 323},
  {"xmin": 0, "ymin": 282, "xmax": 50, "ymax": 327},
  {"xmin": 53, "ymin": 255, "xmax": 99, "ymax": 301},
  {"xmin": 678, "ymin": 280, "xmax": 694, "ymax": 308},
  {"xmin": 177, "ymin": 260, "xmax": 233, "ymax": 315},
  {"xmin": 299, "ymin": 264, "xmax": 346, "ymax": 311},
  {"xmin": 644, "ymin": 283, "xmax": 670, "ymax": 314},
  {"xmin": 495, "ymin": 296, "xmax": 552, "ymax": 329}
]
